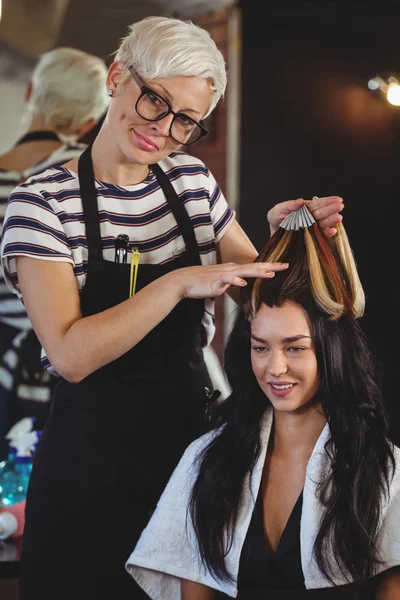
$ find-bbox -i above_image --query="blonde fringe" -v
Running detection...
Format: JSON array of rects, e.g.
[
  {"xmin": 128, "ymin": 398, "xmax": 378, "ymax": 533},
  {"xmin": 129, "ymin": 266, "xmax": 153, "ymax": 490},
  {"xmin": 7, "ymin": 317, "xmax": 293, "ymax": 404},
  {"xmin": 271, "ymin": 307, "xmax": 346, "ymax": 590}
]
[
  {"xmin": 304, "ymin": 228, "xmax": 345, "ymax": 319},
  {"xmin": 264, "ymin": 230, "xmax": 292, "ymax": 264},
  {"xmin": 252, "ymin": 230, "xmax": 292, "ymax": 315},
  {"xmin": 334, "ymin": 223, "xmax": 365, "ymax": 318}
]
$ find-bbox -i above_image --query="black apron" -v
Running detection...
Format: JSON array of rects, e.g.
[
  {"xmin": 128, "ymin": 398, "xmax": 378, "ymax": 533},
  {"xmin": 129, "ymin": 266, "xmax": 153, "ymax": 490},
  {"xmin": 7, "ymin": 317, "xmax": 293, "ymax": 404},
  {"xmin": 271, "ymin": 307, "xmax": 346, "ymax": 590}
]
[{"xmin": 19, "ymin": 145, "xmax": 212, "ymax": 600}]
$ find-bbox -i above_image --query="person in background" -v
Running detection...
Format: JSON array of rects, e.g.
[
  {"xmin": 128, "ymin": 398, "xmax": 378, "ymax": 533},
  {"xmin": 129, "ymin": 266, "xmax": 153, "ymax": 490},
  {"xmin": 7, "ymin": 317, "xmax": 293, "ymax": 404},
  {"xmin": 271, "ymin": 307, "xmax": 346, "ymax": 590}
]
[
  {"xmin": 126, "ymin": 210, "xmax": 400, "ymax": 599},
  {"xmin": 0, "ymin": 47, "xmax": 109, "ymax": 458},
  {"xmin": 1, "ymin": 16, "xmax": 343, "ymax": 600}
]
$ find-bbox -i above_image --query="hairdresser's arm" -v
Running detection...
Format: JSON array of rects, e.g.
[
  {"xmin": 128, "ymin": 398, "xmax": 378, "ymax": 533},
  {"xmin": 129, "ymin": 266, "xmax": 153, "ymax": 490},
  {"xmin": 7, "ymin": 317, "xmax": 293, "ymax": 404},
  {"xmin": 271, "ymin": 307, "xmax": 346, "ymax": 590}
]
[
  {"xmin": 217, "ymin": 219, "xmax": 258, "ymax": 264},
  {"xmin": 16, "ymin": 257, "xmax": 286, "ymax": 383},
  {"xmin": 216, "ymin": 219, "xmax": 259, "ymax": 303},
  {"xmin": 375, "ymin": 568, "xmax": 400, "ymax": 599},
  {"xmin": 267, "ymin": 196, "xmax": 344, "ymax": 238},
  {"xmin": 181, "ymin": 579, "xmax": 216, "ymax": 600}
]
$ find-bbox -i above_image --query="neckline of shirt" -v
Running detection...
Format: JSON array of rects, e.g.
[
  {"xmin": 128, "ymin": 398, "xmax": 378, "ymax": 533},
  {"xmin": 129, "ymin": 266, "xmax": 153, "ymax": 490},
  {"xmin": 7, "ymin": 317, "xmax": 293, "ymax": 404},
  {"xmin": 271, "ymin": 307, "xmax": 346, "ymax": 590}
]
[{"xmin": 61, "ymin": 166, "xmax": 157, "ymax": 190}]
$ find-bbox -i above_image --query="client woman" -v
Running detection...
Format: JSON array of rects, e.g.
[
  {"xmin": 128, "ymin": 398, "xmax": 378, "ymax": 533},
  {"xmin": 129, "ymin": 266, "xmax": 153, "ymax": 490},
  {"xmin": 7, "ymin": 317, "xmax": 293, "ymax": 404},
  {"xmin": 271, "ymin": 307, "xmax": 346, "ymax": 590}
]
[{"xmin": 126, "ymin": 204, "xmax": 400, "ymax": 599}]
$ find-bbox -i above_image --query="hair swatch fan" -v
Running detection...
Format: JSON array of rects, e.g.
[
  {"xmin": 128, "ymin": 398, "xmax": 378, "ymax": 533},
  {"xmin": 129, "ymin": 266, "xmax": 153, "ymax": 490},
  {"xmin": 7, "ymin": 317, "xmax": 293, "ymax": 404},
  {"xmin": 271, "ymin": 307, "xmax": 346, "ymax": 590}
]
[{"xmin": 250, "ymin": 201, "xmax": 365, "ymax": 320}]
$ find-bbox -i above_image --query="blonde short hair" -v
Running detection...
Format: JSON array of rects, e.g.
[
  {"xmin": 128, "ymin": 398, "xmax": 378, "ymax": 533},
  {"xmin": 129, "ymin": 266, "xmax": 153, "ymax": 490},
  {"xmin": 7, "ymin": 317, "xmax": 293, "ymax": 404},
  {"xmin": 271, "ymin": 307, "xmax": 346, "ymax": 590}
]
[
  {"xmin": 29, "ymin": 47, "xmax": 109, "ymax": 136},
  {"xmin": 115, "ymin": 16, "xmax": 227, "ymax": 118}
]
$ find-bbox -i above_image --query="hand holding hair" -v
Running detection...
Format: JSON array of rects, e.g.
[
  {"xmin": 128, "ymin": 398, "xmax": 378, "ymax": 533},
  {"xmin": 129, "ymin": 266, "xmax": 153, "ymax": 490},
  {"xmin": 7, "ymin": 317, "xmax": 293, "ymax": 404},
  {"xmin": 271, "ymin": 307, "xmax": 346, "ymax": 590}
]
[
  {"xmin": 267, "ymin": 196, "xmax": 344, "ymax": 238},
  {"xmin": 250, "ymin": 202, "xmax": 364, "ymax": 320}
]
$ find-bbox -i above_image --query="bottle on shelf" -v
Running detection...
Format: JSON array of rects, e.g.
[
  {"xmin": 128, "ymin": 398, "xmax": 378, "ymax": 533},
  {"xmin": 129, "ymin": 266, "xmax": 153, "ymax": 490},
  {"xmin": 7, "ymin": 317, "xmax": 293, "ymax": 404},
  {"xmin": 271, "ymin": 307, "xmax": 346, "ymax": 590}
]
[
  {"xmin": 0, "ymin": 418, "xmax": 41, "ymax": 540},
  {"xmin": 0, "ymin": 454, "xmax": 33, "ymax": 507}
]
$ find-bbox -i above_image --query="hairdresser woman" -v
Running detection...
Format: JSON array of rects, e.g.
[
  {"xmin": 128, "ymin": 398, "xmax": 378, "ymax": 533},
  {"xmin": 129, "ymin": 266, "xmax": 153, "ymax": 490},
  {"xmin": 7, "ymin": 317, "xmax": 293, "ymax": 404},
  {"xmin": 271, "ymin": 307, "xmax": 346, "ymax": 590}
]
[{"xmin": 0, "ymin": 16, "xmax": 342, "ymax": 600}]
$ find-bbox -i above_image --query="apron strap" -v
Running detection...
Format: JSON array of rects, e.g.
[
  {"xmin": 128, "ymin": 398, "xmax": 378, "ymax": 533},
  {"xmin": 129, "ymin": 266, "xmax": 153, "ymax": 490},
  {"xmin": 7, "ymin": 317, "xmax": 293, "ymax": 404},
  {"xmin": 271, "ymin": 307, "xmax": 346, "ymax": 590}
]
[
  {"xmin": 78, "ymin": 144, "xmax": 202, "ymax": 267},
  {"xmin": 16, "ymin": 131, "xmax": 60, "ymax": 145},
  {"xmin": 151, "ymin": 163, "xmax": 202, "ymax": 266},
  {"xmin": 78, "ymin": 144, "xmax": 103, "ymax": 262}
]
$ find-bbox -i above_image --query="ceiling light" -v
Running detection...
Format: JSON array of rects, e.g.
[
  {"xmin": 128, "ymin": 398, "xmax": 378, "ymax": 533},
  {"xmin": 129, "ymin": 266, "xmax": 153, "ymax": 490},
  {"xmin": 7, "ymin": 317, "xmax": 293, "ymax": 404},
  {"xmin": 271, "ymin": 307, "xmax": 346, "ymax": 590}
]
[
  {"xmin": 387, "ymin": 82, "xmax": 400, "ymax": 106},
  {"xmin": 368, "ymin": 75, "xmax": 400, "ymax": 106}
]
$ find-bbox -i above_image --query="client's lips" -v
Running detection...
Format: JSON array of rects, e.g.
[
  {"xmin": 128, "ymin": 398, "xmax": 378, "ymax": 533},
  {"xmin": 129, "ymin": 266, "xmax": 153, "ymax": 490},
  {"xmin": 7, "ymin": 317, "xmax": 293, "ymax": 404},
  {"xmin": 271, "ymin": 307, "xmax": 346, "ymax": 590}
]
[
  {"xmin": 268, "ymin": 382, "xmax": 297, "ymax": 398},
  {"xmin": 132, "ymin": 129, "xmax": 159, "ymax": 151}
]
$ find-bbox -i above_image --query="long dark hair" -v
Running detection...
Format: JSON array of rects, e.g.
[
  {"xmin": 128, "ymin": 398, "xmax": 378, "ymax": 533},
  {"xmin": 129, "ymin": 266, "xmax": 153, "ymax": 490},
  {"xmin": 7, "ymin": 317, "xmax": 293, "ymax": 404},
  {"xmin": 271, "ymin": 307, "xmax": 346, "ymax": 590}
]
[{"xmin": 190, "ymin": 261, "xmax": 395, "ymax": 585}]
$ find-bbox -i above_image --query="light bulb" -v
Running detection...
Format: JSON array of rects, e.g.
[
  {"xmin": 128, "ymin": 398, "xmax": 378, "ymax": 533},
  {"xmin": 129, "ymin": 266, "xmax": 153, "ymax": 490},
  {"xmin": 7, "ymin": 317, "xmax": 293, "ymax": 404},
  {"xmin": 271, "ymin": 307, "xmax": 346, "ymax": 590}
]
[
  {"xmin": 387, "ymin": 83, "xmax": 400, "ymax": 106},
  {"xmin": 368, "ymin": 79, "xmax": 380, "ymax": 91}
]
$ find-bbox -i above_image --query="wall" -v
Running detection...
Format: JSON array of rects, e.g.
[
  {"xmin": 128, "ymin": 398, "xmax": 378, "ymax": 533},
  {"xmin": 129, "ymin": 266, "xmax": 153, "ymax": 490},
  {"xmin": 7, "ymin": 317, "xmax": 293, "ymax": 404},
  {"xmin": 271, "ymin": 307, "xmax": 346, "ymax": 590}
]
[
  {"xmin": 0, "ymin": 0, "xmax": 70, "ymax": 56},
  {"xmin": 58, "ymin": 0, "xmax": 163, "ymax": 59},
  {"xmin": 239, "ymin": 0, "xmax": 400, "ymax": 439},
  {"xmin": 191, "ymin": 8, "xmax": 233, "ymax": 361}
]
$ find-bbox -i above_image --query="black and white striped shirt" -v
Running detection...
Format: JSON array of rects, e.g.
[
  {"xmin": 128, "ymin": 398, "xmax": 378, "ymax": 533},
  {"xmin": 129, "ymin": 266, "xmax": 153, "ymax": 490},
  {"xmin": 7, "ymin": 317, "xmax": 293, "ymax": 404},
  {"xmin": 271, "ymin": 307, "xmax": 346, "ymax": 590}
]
[
  {"xmin": 0, "ymin": 142, "xmax": 86, "ymax": 330},
  {"xmin": 1, "ymin": 151, "xmax": 234, "ymax": 372}
]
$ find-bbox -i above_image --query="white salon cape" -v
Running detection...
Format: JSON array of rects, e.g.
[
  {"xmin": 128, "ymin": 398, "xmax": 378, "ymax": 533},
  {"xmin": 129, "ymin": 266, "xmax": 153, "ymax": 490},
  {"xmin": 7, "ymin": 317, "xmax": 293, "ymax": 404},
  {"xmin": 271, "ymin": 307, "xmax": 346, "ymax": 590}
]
[{"xmin": 126, "ymin": 408, "xmax": 400, "ymax": 599}]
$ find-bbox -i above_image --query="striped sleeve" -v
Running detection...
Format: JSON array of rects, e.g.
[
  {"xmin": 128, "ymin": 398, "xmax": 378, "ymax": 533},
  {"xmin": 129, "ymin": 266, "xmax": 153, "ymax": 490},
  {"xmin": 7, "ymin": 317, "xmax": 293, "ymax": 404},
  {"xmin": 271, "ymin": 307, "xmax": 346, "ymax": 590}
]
[
  {"xmin": 207, "ymin": 168, "xmax": 235, "ymax": 242},
  {"xmin": 0, "ymin": 186, "xmax": 73, "ymax": 296}
]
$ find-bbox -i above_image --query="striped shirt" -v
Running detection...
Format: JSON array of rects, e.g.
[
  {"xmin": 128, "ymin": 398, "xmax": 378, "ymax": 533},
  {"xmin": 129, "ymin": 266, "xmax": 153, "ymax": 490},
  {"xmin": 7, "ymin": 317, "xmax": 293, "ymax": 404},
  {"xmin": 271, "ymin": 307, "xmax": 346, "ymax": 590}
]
[
  {"xmin": 0, "ymin": 142, "xmax": 86, "ymax": 330},
  {"xmin": 1, "ymin": 151, "xmax": 234, "ymax": 372}
]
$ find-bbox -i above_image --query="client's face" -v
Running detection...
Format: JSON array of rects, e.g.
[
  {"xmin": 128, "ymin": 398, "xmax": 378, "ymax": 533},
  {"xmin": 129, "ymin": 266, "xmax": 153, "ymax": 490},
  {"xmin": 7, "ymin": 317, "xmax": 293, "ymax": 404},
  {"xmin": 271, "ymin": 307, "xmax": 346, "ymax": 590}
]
[{"xmin": 250, "ymin": 301, "xmax": 319, "ymax": 414}]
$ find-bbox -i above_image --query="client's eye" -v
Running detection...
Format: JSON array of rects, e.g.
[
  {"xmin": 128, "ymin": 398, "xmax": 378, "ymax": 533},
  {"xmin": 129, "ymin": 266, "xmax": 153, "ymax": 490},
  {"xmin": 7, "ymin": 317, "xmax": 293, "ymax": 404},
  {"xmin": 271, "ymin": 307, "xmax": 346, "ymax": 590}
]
[
  {"xmin": 251, "ymin": 346, "xmax": 268, "ymax": 353},
  {"xmin": 287, "ymin": 346, "xmax": 305, "ymax": 353}
]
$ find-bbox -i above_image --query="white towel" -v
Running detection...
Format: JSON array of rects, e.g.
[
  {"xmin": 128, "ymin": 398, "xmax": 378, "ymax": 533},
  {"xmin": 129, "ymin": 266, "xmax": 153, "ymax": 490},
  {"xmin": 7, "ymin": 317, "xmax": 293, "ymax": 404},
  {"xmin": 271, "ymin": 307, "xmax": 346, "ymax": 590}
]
[{"xmin": 126, "ymin": 408, "xmax": 400, "ymax": 599}]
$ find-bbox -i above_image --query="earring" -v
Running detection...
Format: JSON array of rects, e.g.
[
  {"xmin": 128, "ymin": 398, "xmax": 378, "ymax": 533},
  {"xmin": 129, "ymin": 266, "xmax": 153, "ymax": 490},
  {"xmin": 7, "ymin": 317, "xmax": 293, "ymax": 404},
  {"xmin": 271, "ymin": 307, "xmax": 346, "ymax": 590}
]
[{"xmin": 107, "ymin": 89, "xmax": 113, "ymax": 97}]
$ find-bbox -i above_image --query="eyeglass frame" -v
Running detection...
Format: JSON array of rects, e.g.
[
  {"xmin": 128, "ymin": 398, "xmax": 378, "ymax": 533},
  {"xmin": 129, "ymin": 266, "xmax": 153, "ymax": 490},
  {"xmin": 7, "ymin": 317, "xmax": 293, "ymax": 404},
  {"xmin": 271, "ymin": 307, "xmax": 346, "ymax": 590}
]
[{"xmin": 128, "ymin": 66, "xmax": 209, "ymax": 145}]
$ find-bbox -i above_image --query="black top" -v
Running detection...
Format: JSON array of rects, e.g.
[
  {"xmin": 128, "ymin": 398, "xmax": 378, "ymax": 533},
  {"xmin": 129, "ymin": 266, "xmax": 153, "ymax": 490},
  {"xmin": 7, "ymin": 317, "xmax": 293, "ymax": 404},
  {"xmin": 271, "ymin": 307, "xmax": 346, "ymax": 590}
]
[
  {"xmin": 215, "ymin": 488, "xmax": 380, "ymax": 599},
  {"xmin": 239, "ymin": 489, "xmax": 304, "ymax": 590}
]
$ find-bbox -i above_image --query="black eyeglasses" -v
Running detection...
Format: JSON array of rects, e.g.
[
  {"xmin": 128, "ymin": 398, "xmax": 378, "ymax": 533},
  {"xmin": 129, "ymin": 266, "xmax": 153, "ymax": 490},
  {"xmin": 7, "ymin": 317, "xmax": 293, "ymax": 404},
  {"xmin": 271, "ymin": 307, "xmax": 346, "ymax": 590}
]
[{"xmin": 129, "ymin": 67, "xmax": 209, "ymax": 145}]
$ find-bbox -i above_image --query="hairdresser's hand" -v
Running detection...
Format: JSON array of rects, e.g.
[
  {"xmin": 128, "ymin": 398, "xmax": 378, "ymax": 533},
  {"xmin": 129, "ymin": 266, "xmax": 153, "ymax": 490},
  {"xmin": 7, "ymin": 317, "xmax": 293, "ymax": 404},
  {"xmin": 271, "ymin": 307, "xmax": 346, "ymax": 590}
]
[
  {"xmin": 267, "ymin": 196, "xmax": 344, "ymax": 239},
  {"xmin": 171, "ymin": 262, "xmax": 289, "ymax": 300}
]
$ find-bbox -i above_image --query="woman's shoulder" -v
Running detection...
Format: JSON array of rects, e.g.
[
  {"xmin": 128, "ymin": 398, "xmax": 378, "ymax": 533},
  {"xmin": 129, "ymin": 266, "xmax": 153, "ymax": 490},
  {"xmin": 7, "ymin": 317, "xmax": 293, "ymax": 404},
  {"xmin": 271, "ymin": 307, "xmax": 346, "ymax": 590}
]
[
  {"xmin": 167, "ymin": 425, "xmax": 226, "ymax": 485},
  {"xmin": 390, "ymin": 445, "xmax": 400, "ymax": 492},
  {"xmin": 21, "ymin": 165, "xmax": 79, "ymax": 188},
  {"xmin": 152, "ymin": 426, "xmax": 225, "ymax": 511},
  {"xmin": 184, "ymin": 424, "xmax": 224, "ymax": 461},
  {"xmin": 378, "ymin": 444, "xmax": 400, "ymax": 518},
  {"xmin": 9, "ymin": 166, "xmax": 80, "ymax": 203}
]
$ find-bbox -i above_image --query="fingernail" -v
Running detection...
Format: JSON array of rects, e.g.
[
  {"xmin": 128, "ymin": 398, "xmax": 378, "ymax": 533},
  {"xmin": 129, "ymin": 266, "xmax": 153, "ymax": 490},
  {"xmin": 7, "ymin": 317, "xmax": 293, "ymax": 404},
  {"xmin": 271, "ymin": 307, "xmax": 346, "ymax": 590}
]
[
  {"xmin": 281, "ymin": 263, "xmax": 289, "ymax": 267},
  {"xmin": 239, "ymin": 279, "xmax": 247, "ymax": 286},
  {"xmin": 266, "ymin": 272, "xmax": 275, "ymax": 277}
]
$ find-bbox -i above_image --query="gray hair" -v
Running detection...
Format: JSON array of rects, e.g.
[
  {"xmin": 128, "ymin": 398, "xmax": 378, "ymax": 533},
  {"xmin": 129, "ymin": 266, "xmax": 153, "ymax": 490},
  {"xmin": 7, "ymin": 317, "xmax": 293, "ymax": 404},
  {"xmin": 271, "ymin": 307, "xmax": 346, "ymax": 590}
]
[
  {"xmin": 28, "ymin": 47, "xmax": 109, "ymax": 137},
  {"xmin": 115, "ymin": 16, "xmax": 227, "ymax": 117}
]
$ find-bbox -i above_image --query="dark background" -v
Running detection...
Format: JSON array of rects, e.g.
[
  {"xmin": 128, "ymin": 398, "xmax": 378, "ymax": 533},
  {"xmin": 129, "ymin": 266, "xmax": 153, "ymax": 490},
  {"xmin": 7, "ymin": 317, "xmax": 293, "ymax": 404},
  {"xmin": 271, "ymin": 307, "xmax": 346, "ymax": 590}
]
[{"xmin": 239, "ymin": 0, "xmax": 400, "ymax": 441}]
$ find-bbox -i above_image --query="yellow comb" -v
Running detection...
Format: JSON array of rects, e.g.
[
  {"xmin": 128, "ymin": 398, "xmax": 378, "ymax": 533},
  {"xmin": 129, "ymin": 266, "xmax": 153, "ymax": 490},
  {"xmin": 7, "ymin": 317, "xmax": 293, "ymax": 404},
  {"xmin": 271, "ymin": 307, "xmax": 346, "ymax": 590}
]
[{"xmin": 129, "ymin": 247, "xmax": 140, "ymax": 297}]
